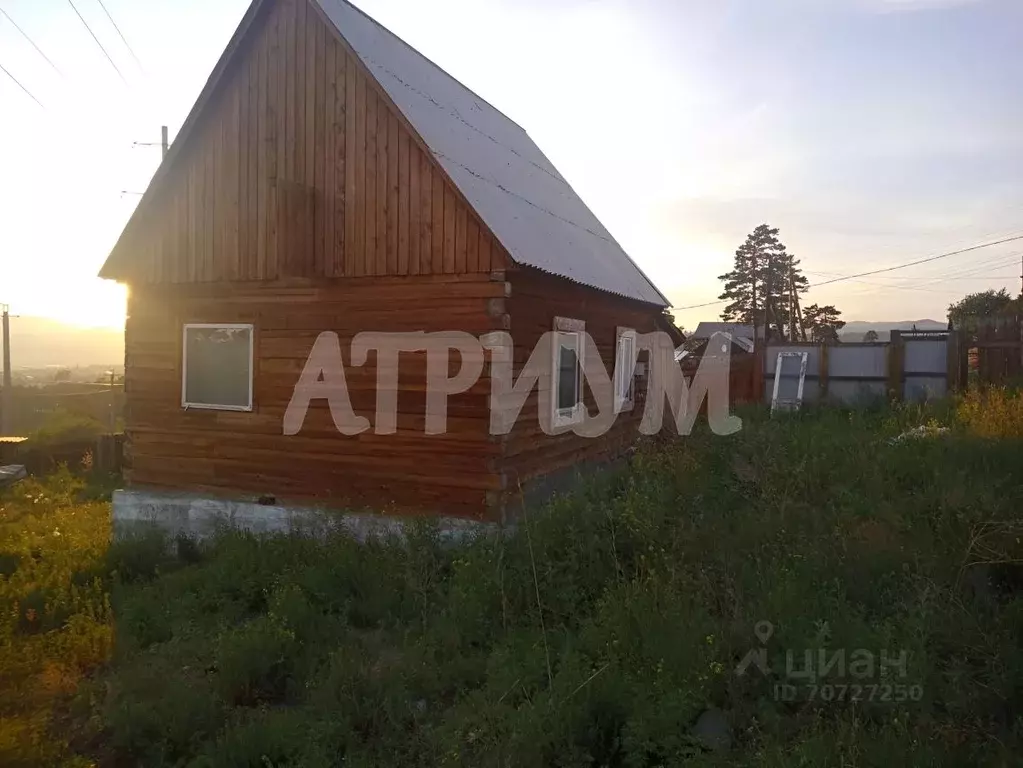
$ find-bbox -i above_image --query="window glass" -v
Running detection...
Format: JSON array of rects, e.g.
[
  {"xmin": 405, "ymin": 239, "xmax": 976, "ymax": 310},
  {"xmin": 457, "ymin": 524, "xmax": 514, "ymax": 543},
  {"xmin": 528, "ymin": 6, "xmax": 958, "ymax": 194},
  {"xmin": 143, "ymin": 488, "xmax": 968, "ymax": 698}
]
[
  {"xmin": 557, "ymin": 339, "xmax": 580, "ymax": 411},
  {"xmin": 183, "ymin": 325, "xmax": 253, "ymax": 410},
  {"xmin": 615, "ymin": 331, "xmax": 636, "ymax": 409}
]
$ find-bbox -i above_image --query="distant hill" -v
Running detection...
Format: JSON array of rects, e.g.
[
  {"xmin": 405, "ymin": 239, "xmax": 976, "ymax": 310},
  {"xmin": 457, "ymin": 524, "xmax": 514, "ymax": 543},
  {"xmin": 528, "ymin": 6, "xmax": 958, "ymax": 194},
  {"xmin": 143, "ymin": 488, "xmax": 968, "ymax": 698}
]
[
  {"xmin": 3, "ymin": 316, "xmax": 124, "ymax": 369},
  {"xmin": 839, "ymin": 319, "xmax": 946, "ymax": 342}
]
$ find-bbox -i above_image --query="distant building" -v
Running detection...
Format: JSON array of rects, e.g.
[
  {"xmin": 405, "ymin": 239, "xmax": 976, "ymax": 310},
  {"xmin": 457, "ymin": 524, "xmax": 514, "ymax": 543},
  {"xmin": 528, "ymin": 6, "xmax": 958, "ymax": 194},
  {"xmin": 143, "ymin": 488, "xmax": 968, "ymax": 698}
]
[
  {"xmin": 676, "ymin": 322, "xmax": 761, "ymax": 363},
  {"xmin": 691, "ymin": 323, "xmax": 763, "ymax": 343}
]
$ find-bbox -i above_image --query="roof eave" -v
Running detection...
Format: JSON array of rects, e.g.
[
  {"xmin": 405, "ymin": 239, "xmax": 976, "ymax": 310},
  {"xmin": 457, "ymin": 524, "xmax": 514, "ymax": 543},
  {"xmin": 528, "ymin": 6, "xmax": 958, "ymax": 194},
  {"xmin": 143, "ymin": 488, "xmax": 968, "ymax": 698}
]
[{"xmin": 98, "ymin": 0, "xmax": 272, "ymax": 281}]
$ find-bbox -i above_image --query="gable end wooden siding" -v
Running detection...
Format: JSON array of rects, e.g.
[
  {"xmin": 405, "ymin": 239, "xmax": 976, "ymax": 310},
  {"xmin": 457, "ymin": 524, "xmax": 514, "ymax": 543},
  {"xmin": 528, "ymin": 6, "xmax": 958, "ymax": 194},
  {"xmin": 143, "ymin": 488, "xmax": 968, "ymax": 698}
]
[{"xmin": 109, "ymin": 0, "xmax": 505, "ymax": 284}]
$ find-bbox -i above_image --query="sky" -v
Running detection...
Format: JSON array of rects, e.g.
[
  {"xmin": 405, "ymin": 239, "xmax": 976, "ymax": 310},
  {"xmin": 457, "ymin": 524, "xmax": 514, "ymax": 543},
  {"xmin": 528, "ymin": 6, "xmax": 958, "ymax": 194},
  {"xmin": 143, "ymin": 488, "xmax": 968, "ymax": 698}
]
[{"xmin": 1, "ymin": 0, "xmax": 1021, "ymax": 331}]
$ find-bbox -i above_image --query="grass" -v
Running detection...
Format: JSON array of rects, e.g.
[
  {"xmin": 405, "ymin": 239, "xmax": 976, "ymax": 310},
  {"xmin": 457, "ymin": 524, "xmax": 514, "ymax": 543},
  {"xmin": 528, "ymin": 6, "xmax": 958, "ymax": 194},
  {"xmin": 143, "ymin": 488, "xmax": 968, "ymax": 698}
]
[
  {"xmin": 3, "ymin": 390, "xmax": 1023, "ymax": 765},
  {"xmin": 0, "ymin": 468, "xmax": 112, "ymax": 767}
]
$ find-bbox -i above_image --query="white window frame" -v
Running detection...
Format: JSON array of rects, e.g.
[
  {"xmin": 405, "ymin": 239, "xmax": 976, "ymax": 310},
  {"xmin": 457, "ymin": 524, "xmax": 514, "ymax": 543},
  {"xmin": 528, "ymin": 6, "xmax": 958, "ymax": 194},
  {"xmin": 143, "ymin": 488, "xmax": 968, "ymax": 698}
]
[
  {"xmin": 771, "ymin": 351, "xmax": 808, "ymax": 414},
  {"xmin": 552, "ymin": 316, "xmax": 585, "ymax": 428},
  {"xmin": 181, "ymin": 323, "xmax": 255, "ymax": 412},
  {"xmin": 614, "ymin": 327, "xmax": 637, "ymax": 413}
]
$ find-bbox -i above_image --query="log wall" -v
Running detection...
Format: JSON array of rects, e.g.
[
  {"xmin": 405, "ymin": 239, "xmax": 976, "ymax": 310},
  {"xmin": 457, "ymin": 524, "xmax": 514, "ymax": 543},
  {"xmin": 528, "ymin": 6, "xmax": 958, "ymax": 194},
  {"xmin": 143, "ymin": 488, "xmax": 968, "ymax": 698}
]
[
  {"xmin": 501, "ymin": 269, "xmax": 661, "ymax": 493},
  {"xmin": 124, "ymin": 274, "xmax": 506, "ymax": 519}
]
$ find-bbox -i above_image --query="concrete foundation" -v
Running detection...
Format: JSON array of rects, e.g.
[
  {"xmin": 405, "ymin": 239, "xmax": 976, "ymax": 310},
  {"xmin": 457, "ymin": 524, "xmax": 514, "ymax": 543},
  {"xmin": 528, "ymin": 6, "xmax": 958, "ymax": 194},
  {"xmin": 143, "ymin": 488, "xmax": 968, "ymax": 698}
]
[
  {"xmin": 113, "ymin": 450, "xmax": 635, "ymax": 544},
  {"xmin": 112, "ymin": 488, "xmax": 497, "ymax": 543}
]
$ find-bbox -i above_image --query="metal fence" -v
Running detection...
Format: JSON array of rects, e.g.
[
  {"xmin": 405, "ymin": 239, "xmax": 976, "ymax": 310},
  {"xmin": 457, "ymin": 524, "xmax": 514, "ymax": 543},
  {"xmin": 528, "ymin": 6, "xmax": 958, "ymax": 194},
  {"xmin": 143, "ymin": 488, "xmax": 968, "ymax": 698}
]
[{"xmin": 759, "ymin": 330, "xmax": 960, "ymax": 407}]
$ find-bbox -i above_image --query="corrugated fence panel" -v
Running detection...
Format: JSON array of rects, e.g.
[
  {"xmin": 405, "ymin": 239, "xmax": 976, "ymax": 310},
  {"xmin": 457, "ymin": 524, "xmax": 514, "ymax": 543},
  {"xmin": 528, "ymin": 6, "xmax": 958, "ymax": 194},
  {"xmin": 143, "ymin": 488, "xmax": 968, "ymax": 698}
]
[
  {"xmin": 904, "ymin": 377, "xmax": 946, "ymax": 401},
  {"xmin": 765, "ymin": 345, "xmax": 822, "ymax": 375},
  {"xmin": 830, "ymin": 345, "xmax": 887, "ymax": 379},
  {"xmin": 904, "ymin": 339, "xmax": 947, "ymax": 373},
  {"xmin": 762, "ymin": 339, "xmax": 950, "ymax": 406},
  {"xmin": 829, "ymin": 379, "xmax": 887, "ymax": 403},
  {"xmin": 904, "ymin": 339, "xmax": 948, "ymax": 401}
]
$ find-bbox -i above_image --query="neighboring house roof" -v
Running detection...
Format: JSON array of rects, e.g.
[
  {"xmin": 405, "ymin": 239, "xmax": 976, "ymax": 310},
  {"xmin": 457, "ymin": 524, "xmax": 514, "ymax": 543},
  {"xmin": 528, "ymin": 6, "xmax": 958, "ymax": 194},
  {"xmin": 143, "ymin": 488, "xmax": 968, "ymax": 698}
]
[
  {"xmin": 692, "ymin": 322, "xmax": 764, "ymax": 340},
  {"xmin": 317, "ymin": 0, "xmax": 667, "ymax": 306},
  {"xmin": 102, "ymin": 0, "xmax": 669, "ymax": 307},
  {"xmin": 655, "ymin": 313, "xmax": 686, "ymax": 347},
  {"xmin": 675, "ymin": 332, "xmax": 753, "ymax": 363},
  {"xmin": 727, "ymin": 334, "xmax": 755, "ymax": 353}
]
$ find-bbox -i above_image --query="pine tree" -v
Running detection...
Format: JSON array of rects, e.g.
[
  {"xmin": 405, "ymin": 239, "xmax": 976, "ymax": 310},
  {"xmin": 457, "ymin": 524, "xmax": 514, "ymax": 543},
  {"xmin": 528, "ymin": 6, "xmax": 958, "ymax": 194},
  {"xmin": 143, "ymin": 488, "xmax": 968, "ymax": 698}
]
[
  {"xmin": 803, "ymin": 303, "xmax": 846, "ymax": 344},
  {"xmin": 718, "ymin": 224, "xmax": 808, "ymax": 340}
]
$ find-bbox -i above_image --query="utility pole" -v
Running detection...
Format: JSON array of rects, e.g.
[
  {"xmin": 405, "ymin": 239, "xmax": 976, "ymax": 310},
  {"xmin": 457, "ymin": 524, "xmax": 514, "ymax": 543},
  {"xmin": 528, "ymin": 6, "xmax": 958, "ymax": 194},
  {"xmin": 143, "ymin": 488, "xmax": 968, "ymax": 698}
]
[
  {"xmin": 106, "ymin": 369, "xmax": 116, "ymax": 432},
  {"xmin": 751, "ymin": 251, "xmax": 758, "ymax": 348},
  {"xmin": 789, "ymin": 271, "xmax": 796, "ymax": 342},
  {"xmin": 133, "ymin": 125, "xmax": 170, "ymax": 160},
  {"xmin": 1, "ymin": 305, "xmax": 11, "ymax": 436},
  {"xmin": 763, "ymin": 255, "xmax": 782, "ymax": 341},
  {"xmin": 788, "ymin": 268, "xmax": 806, "ymax": 342}
]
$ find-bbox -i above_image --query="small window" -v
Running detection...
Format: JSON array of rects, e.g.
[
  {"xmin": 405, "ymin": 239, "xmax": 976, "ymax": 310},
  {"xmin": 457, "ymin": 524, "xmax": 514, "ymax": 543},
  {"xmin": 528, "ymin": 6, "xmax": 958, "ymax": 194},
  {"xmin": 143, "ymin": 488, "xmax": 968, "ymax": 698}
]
[
  {"xmin": 552, "ymin": 317, "xmax": 584, "ymax": 427},
  {"xmin": 615, "ymin": 328, "xmax": 637, "ymax": 412},
  {"xmin": 182, "ymin": 324, "xmax": 254, "ymax": 411}
]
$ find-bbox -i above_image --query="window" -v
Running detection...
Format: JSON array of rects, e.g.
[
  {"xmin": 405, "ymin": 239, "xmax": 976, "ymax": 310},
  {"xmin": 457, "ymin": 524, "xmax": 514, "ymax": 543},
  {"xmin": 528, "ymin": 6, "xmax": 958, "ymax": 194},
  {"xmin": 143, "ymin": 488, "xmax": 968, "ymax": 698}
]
[
  {"xmin": 615, "ymin": 328, "xmax": 637, "ymax": 412},
  {"xmin": 181, "ymin": 324, "xmax": 254, "ymax": 411},
  {"xmin": 552, "ymin": 317, "xmax": 584, "ymax": 427}
]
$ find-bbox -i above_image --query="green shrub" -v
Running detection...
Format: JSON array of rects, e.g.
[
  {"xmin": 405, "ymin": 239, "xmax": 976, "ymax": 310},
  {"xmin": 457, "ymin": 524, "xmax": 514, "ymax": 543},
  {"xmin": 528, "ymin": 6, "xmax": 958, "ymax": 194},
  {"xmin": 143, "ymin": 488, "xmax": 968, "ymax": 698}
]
[
  {"xmin": 106, "ymin": 526, "xmax": 174, "ymax": 583},
  {"xmin": 104, "ymin": 664, "xmax": 225, "ymax": 765},
  {"xmin": 25, "ymin": 409, "xmax": 105, "ymax": 448},
  {"xmin": 191, "ymin": 709, "xmax": 341, "ymax": 768},
  {"xmin": 215, "ymin": 614, "xmax": 298, "ymax": 705},
  {"xmin": 114, "ymin": 591, "xmax": 174, "ymax": 650},
  {"xmin": 957, "ymin": 386, "xmax": 1023, "ymax": 437}
]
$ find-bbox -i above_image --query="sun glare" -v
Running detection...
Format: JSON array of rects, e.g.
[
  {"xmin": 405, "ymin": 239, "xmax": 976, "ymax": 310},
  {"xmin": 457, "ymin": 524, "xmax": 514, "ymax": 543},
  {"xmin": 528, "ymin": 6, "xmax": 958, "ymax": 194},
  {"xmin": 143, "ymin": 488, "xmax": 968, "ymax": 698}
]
[{"xmin": 22, "ymin": 279, "xmax": 128, "ymax": 330}]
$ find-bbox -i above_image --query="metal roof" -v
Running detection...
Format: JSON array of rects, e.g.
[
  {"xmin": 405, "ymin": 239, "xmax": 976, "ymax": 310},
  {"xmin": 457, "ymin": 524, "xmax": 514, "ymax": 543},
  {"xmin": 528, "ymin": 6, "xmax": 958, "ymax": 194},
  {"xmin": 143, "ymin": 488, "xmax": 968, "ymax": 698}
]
[
  {"xmin": 315, "ymin": 0, "xmax": 669, "ymax": 307},
  {"xmin": 692, "ymin": 322, "xmax": 763, "ymax": 340},
  {"xmin": 675, "ymin": 332, "xmax": 753, "ymax": 363}
]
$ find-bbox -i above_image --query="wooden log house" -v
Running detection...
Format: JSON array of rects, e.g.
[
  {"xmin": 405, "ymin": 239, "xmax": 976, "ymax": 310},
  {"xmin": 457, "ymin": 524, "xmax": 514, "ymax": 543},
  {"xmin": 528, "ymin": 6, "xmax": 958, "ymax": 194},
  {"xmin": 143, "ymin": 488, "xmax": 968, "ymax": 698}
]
[{"xmin": 100, "ymin": 0, "xmax": 674, "ymax": 522}]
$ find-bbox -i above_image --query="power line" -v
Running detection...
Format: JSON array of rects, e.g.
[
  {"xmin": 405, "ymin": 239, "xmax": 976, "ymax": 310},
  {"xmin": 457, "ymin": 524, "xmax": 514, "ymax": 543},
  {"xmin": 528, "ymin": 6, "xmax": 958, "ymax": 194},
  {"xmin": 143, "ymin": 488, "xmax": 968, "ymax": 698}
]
[
  {"xmin": 810, "ymin": 273, "xmax": 1022, "ymax": 281},
  {"xmin": 811, "ymin": 235, "xmax": 1023, "ymax": 286},
  {"xmin": 0, "ymin": 5, "xmax": 62, "ymax": 75},
  {"xmin": 0, "ymin": 60, "xmax": 44, "ymax": 108},
  {"xmin": 886, "ymin": 252, "xmax": 1022, "ymax": 286},
  {"xmin": 95, "ymin": 0, "xmax": 144, "ymax": 72},
  {"xmin": 67, "ymin": 0, "xmax": 127, "ymax": 84},
  {"xmin": 806, "ymin": 252, "xmax": 1023, "ymax": 284},
  {"xmin": 924, "ymin": 256, "xmax": 1023, "ymax": 285},
  {"xmin": 881, "ymin": 251, "xmax": 1023, "ymax": 288},
  {"xmin": 809, "ymin": 274, "xmax": 978, "ymax": 293},
  {"xmin": 673, "ymin": 233, "xmax": 1023, "ymax": 311},
  {"xmin": 840, "ymin": 276, "xmax": 1013, "ymax": 296}
]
